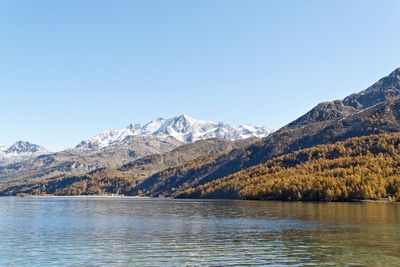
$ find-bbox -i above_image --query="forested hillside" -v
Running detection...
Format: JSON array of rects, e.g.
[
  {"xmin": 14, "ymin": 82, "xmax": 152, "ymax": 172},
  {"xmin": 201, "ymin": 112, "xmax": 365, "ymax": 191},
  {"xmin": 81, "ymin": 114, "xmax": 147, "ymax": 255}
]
[{"xmin": 177, "ymin": 133, "xmax": 400, "ymax": 201}]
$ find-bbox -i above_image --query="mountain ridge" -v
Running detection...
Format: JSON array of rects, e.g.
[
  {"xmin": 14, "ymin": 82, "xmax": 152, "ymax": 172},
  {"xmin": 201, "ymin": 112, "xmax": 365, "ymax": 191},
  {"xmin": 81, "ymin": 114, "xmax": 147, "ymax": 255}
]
[
  {"xmin": 0, "ymin": 115, "xmax": 270, "ymax": 182},
  {"xmin": 75, "ymin": 114, "xmax": 272, "ymax": 150}
]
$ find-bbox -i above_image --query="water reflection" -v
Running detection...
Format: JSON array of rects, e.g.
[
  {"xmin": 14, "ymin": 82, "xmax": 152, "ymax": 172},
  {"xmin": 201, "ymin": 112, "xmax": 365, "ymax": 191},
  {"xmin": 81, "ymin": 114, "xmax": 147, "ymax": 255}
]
[{"xmin": 0, "ymin": 198, "xmax": 399, "ymax": 266}]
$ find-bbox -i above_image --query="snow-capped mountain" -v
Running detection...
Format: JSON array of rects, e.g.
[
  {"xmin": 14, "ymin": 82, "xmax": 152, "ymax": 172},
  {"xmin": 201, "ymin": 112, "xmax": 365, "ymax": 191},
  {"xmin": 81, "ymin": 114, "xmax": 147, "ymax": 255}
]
[
  {"xmin": 6, "ymin": 141, "xmax": 47, "ymax": 154},
  {"xmin": 0, "ymin": 141, "xmax": 48, "ymax": 166},
  {"xmin": 76, "ymin": 115, "xmax": 272, "ymax": 150}
]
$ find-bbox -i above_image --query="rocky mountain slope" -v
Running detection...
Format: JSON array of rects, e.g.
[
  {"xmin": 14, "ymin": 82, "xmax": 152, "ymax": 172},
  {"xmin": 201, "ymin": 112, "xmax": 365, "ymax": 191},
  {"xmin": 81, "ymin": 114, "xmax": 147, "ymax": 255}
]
[
  {"xmin": 0, "ymin": 136, "xmax": 183, "ymax": 182},
  {"xmin": 0, "ymin": 138, "xmax": 257, "ymax": 196}
]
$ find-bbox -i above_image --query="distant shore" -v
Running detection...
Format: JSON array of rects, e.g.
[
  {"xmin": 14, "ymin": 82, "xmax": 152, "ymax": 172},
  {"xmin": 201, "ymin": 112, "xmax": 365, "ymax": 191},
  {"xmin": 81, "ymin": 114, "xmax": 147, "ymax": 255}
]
[
  {"xmin": 8, "ymin": 194, "xmax": 397, "ymax": 203},
  {"xmin": 15, "ymin": 194, "xmax": 154, "ymax": 199}
]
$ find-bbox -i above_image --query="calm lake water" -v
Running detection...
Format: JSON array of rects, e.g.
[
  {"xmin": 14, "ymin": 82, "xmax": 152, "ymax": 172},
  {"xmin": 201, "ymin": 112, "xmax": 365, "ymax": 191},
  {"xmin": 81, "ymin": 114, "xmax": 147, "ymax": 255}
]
[{"xmin": 0, "ymin": 198, "xmax": 399, "ymax": 266}]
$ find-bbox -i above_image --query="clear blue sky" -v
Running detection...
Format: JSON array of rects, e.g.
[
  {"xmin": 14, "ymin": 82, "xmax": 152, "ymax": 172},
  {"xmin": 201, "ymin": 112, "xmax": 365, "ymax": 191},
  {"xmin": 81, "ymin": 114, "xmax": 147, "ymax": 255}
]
[{"xmin": 1, "ymin": 0, "xmax": 399, "ymax": 151}]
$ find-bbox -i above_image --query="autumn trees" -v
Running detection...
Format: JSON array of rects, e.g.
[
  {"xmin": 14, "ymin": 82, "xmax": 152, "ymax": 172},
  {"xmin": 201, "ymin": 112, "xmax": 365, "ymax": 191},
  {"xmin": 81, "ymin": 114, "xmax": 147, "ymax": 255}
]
[{"xmin": 178, "ymin": 133, "xmax": 400, "ymax": 202}]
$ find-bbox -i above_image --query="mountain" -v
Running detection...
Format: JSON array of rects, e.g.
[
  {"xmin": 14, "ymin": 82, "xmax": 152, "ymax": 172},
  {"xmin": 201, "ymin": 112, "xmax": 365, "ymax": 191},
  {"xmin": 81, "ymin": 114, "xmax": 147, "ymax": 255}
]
[
  {"xmin": 287, "ymin": 67, "xmax": 400, "ymax": 128},
  {"xmin": 343, "ymin": 68, "xmax": 400, "ymax": 109},
  {"xmin": 123, "ymin": 67, "xmax": 400, "ymax": 197},
  {"xmin": 0, "ymin": 141, "xmax": 48, "ymax": 166},
  {"xmin": 0, "ymin": 136, "xmax": 183, "ymax": 182},
  {"xmin": 75, "ymin": 114, "xmax": 272, "ymax": 150},
  {"xmin": 6, "ymin": 141, "xmax": 46, "ymax": 154},
  {"xmin": 0, "ymin": 115, "xmax": 270, "ymax": 182},
  {"xmin": 0, "ymin": 138, "xmax": 257, "ymax": 196}
]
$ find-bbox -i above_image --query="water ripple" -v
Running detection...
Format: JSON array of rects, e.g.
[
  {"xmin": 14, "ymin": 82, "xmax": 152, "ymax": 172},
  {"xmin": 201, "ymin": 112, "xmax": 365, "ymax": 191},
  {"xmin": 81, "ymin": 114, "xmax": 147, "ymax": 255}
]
[{"xmin": 0, "ymin": 197, "xmax": 399, "ymax": 266}]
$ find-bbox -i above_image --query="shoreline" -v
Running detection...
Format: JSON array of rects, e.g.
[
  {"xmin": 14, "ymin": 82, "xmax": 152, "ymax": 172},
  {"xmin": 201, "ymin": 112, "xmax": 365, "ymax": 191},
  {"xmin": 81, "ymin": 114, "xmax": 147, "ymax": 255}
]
[
  {"xmin": 15, "ymin": 194, "xmax": 154, "ymax": 199},
  {"xmin": 7, "ymin": 194, "xmax": 398, "ymax": 203}
]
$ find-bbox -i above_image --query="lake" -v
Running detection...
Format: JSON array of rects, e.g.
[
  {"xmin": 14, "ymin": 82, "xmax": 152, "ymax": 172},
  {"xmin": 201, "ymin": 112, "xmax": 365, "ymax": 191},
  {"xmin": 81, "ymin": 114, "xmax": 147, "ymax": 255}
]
[{"xmin": 0, "ymin": 197, "xmax": 399, "ymax": 266}]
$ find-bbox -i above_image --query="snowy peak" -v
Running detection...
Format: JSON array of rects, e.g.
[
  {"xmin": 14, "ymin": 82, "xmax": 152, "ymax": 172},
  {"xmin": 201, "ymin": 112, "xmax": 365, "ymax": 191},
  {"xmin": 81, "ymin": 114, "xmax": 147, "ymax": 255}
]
[
  {"xmin": 140, "ymin": 114, "xmax": 272, "ymax": 142},
  {"xmin": 6, "ymin": 141, "xmax": 47, "ymax": 154},
  {"xmin": 76, "ymin": 129, "xmax": 132, "ymax": 150},
  {"xmin": 76, "ymin": 115, "xmax": 273, "ymax": 150},
  {"xmin": 237, "ymin": 124, "xmax": 271, "ymax": 138},
  {"xmin": 147, "ymin": 115, "xmax": 216, "ymax": 141},
  {"xmin": 163, "ymin": 115, "xmax": 194, "ymax": 134},
  {"xmin": 0, "ymin": 141, "xmax": 48, "ymax": 166}
]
